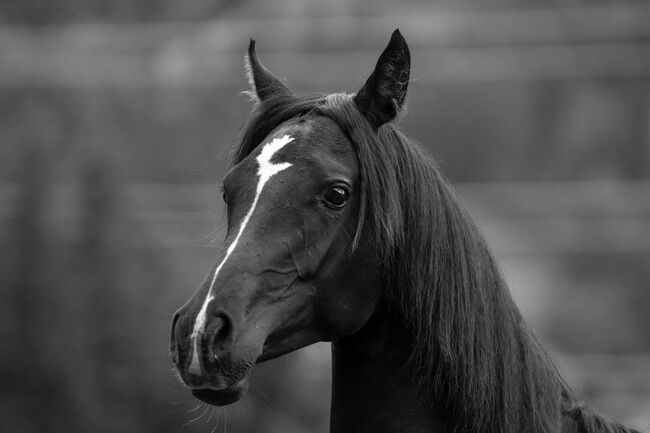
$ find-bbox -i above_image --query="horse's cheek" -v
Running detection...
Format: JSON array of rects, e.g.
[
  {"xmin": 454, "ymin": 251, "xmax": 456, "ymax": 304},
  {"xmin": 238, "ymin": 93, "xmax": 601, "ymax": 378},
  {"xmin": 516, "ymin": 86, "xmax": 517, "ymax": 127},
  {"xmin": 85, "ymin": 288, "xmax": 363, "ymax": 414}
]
[{"xmin": 318, "ymin": 280, "xmax": 381, "ymax": 338}]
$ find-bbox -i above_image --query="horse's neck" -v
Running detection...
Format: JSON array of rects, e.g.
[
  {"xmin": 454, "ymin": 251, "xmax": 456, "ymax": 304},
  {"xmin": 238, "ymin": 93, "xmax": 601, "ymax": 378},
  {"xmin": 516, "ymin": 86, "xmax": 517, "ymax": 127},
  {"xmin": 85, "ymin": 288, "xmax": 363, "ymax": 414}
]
[{"xmin": 329, "ymin": 305, "xmax": 444, "ymax": 433}]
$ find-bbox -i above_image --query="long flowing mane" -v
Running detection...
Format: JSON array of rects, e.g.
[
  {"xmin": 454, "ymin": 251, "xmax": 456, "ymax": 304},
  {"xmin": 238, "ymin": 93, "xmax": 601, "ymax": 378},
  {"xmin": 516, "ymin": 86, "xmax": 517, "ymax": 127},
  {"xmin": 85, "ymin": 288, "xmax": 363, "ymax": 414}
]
[{"xmin": 232, "ymin": 92, "xmax": 639, "ymax": 433}]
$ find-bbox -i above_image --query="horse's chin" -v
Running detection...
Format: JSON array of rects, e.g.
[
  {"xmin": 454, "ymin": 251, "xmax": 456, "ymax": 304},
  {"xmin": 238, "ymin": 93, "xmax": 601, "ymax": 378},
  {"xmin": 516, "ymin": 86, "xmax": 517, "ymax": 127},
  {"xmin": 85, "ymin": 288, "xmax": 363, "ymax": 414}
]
[
  {"xmin": 256, "ymin": 346, "xmax": 288, "ymax": 363},
  {"xmin": 257, "ymin": 327, "xmax": 324, "ymax": 363},
  {"xmin": 191, "ymin": 377, "xmax": 249, "ymax": 406}
]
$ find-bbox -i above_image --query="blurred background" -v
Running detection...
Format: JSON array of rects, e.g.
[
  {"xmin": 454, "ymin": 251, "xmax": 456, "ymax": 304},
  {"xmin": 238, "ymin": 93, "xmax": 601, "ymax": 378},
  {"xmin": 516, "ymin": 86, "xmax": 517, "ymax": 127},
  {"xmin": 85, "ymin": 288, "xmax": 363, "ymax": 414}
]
[{"xmin": 0, "ymin": 0, "xmax": 649, "ymax": 432}]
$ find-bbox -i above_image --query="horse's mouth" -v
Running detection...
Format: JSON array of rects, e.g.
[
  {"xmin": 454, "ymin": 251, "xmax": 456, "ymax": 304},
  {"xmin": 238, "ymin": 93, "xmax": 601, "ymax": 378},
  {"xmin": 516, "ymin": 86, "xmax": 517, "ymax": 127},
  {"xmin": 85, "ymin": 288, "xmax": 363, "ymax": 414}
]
[{"xmin": 191, "ymin": 377, "xmax": 249, "ymax": 406}]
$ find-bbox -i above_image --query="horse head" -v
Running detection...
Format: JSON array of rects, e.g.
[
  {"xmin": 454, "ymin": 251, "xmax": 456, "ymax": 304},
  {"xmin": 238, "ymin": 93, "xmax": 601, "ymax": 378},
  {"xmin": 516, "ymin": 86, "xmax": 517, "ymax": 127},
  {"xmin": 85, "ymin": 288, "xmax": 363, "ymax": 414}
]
[{"xmin": 170, "ymin": 30, "xmax": 410, "ymax": 406}]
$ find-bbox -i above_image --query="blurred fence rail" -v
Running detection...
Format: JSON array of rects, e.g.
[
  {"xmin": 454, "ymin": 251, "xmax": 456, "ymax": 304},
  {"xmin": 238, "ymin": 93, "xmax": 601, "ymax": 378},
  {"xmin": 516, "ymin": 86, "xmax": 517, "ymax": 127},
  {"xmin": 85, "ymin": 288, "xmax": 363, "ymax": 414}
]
[
  {"xmin": 560, "ymin": 353, "xmax": 650, "ymax": 391},
  {"xmin": 0, "ymin": 4, "xmax": 649, "ymax": 87}
]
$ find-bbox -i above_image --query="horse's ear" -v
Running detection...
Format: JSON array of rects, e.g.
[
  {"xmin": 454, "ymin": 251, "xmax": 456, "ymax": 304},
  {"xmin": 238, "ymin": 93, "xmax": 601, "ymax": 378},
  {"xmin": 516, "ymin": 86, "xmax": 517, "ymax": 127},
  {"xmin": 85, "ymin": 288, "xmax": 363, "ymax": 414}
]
[
  {"xmin": 245, "ymin": 39, "xmax": 291, "ymax": 103},
  {"xmin": 354, "ymin": 29, "xmax": 410, "ymax": 129}
]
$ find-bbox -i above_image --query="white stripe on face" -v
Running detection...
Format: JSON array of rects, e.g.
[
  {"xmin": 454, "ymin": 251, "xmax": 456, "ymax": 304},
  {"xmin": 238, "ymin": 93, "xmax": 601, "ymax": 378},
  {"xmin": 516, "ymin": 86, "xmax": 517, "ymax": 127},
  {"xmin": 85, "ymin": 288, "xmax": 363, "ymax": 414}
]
[{"xmin": 188, "ymin": 134, "xmax": 294, "ymax": 375}]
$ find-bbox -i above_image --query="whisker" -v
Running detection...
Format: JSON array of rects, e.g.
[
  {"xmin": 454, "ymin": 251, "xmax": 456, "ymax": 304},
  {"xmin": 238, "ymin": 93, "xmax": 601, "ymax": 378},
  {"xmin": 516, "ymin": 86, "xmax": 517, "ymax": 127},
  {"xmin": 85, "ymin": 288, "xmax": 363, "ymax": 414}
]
[
  {"xmin": 184, "ymin": 404, "xmax": 210, "ymax": 425},
  {"xmin": 187, "ymin": 403, "xmax": 203, "ymax": 413},
  {"xmin": 205, "ymin": 406, "xmax": 216, "ymax": 424},
  {"xmin": 248, "ymin": 382, "xmax": 271, "ymax": 407}
]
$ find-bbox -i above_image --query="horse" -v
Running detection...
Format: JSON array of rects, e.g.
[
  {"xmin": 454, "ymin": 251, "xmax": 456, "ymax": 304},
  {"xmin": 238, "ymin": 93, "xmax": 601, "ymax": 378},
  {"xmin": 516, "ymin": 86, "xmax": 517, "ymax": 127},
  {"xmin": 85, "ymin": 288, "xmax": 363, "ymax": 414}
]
[{"xmin": 169, "ymin": 30, "xmax": 641, "ymax": 433}]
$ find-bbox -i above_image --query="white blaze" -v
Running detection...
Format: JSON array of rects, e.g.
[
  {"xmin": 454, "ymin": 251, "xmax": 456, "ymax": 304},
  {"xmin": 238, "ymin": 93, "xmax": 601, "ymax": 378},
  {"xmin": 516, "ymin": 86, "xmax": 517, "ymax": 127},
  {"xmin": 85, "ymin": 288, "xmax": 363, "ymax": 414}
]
[{"xmin": 188, "ymin": 134, "xmax": 294, "ymax": 375}]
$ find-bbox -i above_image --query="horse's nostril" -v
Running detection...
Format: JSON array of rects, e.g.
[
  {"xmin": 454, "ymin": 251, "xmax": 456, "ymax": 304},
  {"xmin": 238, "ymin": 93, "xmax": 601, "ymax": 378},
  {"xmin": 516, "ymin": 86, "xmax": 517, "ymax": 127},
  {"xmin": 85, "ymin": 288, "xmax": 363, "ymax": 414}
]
[
  {"xmin": 169, "ymin": 311, "xmax": 181, "ymax": 365},
  {"xmin": 207, "ymin": 312, "xmax": 233, "ymax": 362}
]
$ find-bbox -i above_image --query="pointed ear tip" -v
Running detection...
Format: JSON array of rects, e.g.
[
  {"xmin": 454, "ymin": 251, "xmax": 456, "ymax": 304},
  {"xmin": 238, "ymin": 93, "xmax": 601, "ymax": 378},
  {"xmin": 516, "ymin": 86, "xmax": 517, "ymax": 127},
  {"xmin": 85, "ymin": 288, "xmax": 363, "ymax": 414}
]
[
  {"xmin": 391, "ymin": 29, "xmax": 404, "ymax": 39},
  {"xmin": 389, "ymin": 29, "xmax": 408, "ymax": 48},
  {"xmin": 248, "ymin": 38, "xmax": 256, "ymax": 53}
]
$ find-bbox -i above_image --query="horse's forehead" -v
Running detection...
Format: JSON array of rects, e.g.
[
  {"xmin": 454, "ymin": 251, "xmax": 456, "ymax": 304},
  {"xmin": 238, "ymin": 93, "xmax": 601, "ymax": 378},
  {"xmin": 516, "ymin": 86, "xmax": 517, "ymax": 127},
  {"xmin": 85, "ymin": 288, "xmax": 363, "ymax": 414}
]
[
  {"xmin": 259, "ymin": 116, "xmax": 352, "ymax": 160},
  {"xmin": 227, "ymin": 116, "xmax": 355, "ymax": 188}
]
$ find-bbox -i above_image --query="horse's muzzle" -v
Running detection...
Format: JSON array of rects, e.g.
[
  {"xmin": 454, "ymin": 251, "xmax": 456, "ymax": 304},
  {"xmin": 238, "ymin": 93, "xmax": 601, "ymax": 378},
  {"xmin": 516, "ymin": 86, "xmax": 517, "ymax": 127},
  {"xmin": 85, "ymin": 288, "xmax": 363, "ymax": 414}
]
[{"xmin": 170, "ymin": 307, "xmax": 246, "ymax": 395}]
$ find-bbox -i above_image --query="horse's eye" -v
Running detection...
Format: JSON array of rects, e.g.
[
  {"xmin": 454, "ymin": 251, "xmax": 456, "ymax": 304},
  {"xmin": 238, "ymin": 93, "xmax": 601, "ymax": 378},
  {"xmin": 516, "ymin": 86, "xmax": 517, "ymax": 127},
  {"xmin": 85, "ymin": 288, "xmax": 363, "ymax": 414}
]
[
  {"xmin": 324, "ymin": 186, "xmax": 349, "ymax": 209},
  {"xmin": 222, "ymin": 191, "xmax": 228, "ymax": 203}
]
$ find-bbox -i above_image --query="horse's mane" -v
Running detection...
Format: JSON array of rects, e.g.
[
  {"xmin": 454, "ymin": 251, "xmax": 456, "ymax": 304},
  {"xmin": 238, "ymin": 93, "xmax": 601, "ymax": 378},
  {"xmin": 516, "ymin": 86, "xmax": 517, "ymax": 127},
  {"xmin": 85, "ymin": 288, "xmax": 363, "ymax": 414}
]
[{"xmin": 232, "ymin": 92, "xmax": 640, "ymax": 433}]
